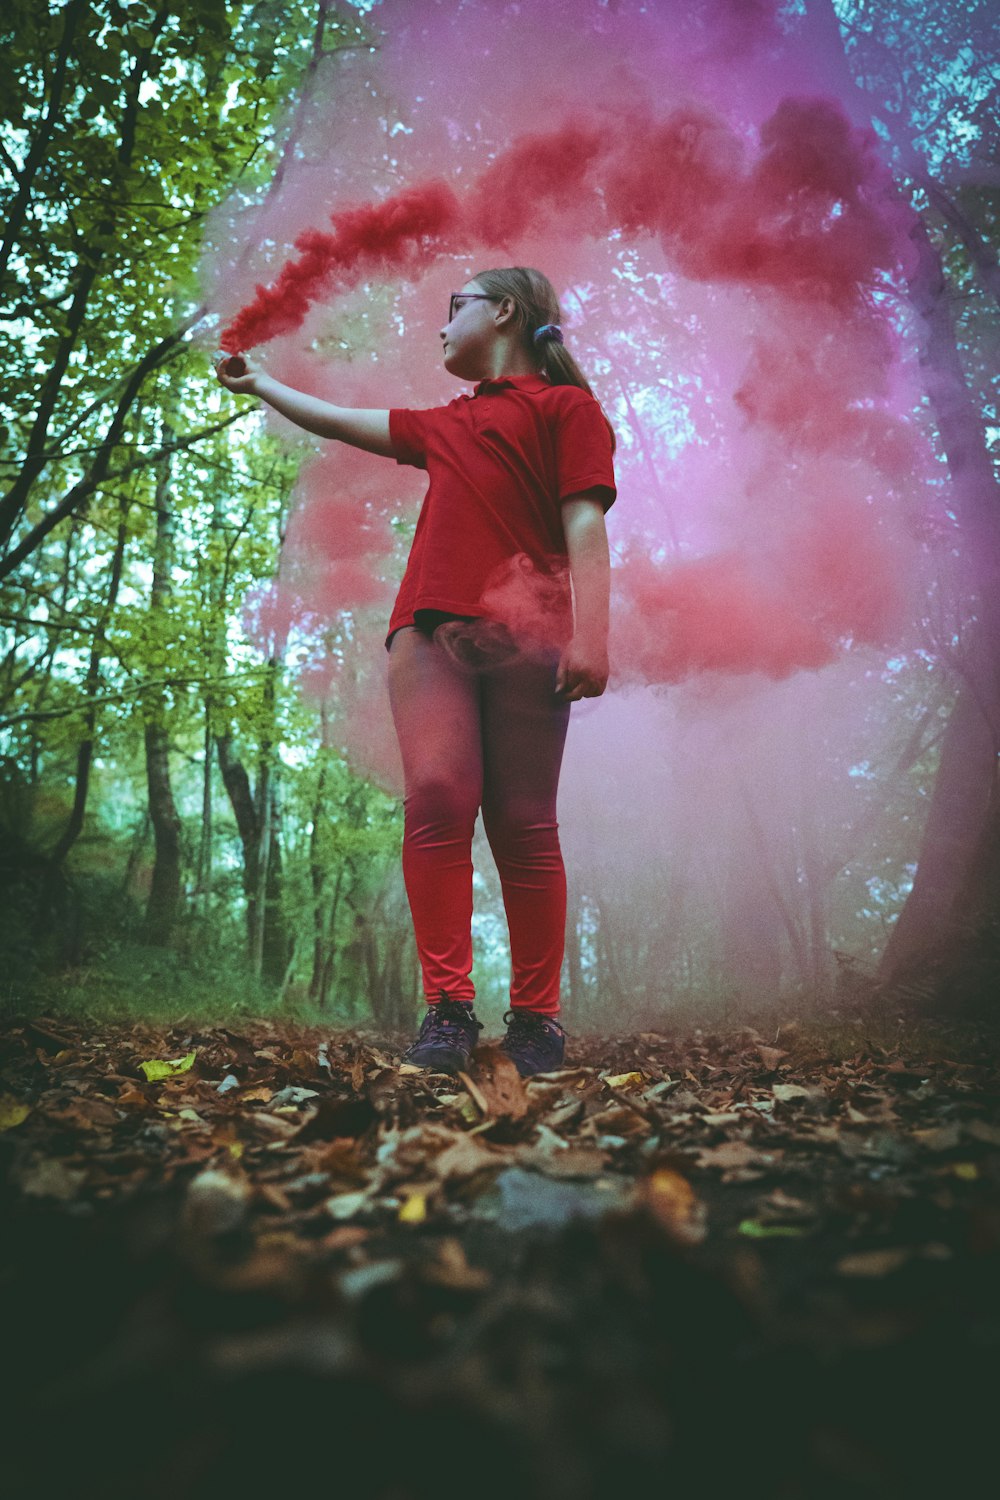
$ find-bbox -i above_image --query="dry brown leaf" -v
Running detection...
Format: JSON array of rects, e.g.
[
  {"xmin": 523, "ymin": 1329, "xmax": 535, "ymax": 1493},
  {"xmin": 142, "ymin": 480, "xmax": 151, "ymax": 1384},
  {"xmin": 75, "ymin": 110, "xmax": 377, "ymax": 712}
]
[
  {"xmin": 17, "ymin": 1157, "xmax": 86, "ymax": 1200},
  {"xmin": 695, "ymin": 1140, "xmax": 779, "ymax": 1171},
  {"xmin": 423, "ymin": 1237, "xmax": 491, "ymax": 1290},
  {"xmin": 642, "ymin": 1168, "xmax": 707, "ymax": 1245},
  {"xmin": 757, "ymin": 1047, "xmax": 788, "ymax": 1071},
  {"xmin": 527, "ymin": 1146, "xmax": 609, "ymax": 1179},
  {"xmin": 471, "ymin": 1046, "xmax": 529, "ymax": 1120},
  {"xmin": 965, "ymin": 1118, "xmax": 1000, "ymax": 1147},
  {"xmin": 432, "ymin": 1134, "xmax": 506, "ymax": 1181},
  {"xmin": 836, "ymin": 1247, "xmax": 911, "ymax": 1278},
  {"xmin": 912, "ymin": 1122, "xmax": 962, "ymax": 1152}
]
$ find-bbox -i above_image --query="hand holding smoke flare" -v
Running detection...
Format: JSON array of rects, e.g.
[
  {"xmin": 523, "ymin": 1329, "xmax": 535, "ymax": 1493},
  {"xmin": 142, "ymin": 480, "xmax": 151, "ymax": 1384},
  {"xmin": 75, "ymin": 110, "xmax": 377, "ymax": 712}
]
[{"xmin": 217, "ymin": 98, "xmax": 918, "ymax": 687}]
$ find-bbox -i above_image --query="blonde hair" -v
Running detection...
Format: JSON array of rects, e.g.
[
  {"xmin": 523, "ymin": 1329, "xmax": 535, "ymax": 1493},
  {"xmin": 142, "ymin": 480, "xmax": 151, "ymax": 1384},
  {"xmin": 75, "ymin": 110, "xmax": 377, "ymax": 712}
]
[{"xmin": 472, "ymin": 266, "xmax": 616, "ymax": 449}]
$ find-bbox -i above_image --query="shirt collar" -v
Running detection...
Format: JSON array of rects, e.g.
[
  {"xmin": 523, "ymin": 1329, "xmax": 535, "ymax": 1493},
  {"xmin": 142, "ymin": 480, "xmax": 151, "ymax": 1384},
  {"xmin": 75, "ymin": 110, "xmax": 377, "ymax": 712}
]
[{"xmin": 472, "ymin": 373, "xmax": 551, "ymax": 396}]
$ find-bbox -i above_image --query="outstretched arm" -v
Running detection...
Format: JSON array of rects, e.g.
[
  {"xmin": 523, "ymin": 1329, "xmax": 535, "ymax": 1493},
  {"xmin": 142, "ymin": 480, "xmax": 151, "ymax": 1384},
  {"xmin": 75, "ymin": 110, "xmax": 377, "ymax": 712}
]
[
  {"xmin": 215, "ymin": 355, "xmax": 395, "ymax": 457},
  {"xmin": 557, "ymin": 492, "xmax": 611, "ymax": 701}
]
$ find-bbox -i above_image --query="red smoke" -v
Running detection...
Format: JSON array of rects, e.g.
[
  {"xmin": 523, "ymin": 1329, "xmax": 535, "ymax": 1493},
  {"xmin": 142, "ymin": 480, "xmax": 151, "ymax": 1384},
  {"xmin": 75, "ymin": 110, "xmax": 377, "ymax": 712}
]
[
  {"xmin": 220, "ymin": 99, "xmax": 906, "ymax": 354},
  {"xmin": 218, "ymin": 86, "xmax": 918, "ymax": 691},
  {"xmin": 220, "ymin": 181, "xmax": 460, "ymax": 353}
]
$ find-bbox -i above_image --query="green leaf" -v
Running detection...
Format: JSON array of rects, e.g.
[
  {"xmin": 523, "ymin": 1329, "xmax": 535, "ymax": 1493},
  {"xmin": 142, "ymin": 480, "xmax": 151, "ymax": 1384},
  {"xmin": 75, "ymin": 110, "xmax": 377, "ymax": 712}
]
[
  {"xmin": 737, "ymin": 1219, "xmax": 806, "ymax": 1240},
  {"xmin": 139, "ymin": 1050, "xmax": 197, "ymax": 1082},
  {"xmin": 0, "ymin": 1094, "xmax": 31, "ymax": 1130}
]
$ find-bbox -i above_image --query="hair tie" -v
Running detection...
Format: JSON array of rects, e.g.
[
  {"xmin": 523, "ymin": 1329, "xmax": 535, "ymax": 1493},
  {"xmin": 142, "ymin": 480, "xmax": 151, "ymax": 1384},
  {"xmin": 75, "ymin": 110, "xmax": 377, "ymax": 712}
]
[{"xmin": 533, "ymin": 323, "xmax": 564, "ymax": 345}]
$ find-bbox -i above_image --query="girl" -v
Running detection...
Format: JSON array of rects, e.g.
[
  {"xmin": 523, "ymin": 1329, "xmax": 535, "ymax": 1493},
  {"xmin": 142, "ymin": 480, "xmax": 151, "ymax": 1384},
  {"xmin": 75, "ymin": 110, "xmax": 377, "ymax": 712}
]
[{"xmin": 216, "ymin": 267, "xmax": 616, "ymax": 1076}]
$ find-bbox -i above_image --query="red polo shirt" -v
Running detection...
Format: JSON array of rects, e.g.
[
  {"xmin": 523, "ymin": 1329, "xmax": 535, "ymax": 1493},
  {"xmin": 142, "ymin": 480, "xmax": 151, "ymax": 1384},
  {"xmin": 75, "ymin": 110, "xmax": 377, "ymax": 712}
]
[{"xmin": 387, "ymin": 373, "xmax": 616, "ymax": 646}]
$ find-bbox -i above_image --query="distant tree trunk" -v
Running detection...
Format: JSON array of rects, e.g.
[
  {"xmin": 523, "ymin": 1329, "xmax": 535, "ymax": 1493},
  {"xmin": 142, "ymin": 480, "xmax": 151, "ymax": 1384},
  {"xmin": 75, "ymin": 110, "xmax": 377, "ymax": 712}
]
[
  {"xmin": 308, "ymin": 749, "xmax": 330, "ymax": 1000},
  {"xmin": 315, "ymin": 865, "xmax": 344, "ymax": 1006},
  {"xmin": 142, "ymin": 439, "xmax": 182, "ymax": 946},
  {"xmin": 216, "ymin": 730, "xmax": 260, "ymax": 948},
  {"xmin": 254, "ymin": 658, "xmax": 290, "ymax": 985},
  {"xmin": 721, "ymin": 823, "xmax": 783, "ymax": 1002},
  {"xmin": 144, "ymin": 719, "xmax": 183, "ymax": 945},
  {"xmin": 194, "ymin": 709, "xmax": 213, "ymax": 918},
  {"xmin": 877, "ymin": 211, "xmax": 1000, "ymax": 994},
  {"xmin": 50, "ymin": 492, "xmax": 130, "ymax": 867},
  {"xmin": 215, "ymin": 707, "xmax": 290, "ymax": 983}
]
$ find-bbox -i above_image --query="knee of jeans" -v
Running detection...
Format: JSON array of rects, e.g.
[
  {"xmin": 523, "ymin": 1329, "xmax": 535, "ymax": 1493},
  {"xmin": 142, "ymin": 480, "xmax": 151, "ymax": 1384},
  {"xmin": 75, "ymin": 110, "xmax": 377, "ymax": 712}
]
[{"xmin": 406, "ymin": 775, "xmax": 479, "ymax": 835}]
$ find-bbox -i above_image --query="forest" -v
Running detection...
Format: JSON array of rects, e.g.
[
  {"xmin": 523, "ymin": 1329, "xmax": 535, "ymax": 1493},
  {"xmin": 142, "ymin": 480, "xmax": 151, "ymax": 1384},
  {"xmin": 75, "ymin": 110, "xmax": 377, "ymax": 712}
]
[
  {"xmin": 1, "ymin": 0, "xmax": 998, "ymax": 1030},
  {"xmin": 2, "ymin": 3, "xmax": 999, "ymax": 1494}
]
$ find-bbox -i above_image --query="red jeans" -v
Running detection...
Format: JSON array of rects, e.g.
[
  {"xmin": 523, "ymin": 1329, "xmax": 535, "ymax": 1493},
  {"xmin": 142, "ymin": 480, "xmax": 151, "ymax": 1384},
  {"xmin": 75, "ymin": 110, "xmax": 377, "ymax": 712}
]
[{"xmin": 387, "ymin": 623, "xmax": 571, "ymax": 1015}]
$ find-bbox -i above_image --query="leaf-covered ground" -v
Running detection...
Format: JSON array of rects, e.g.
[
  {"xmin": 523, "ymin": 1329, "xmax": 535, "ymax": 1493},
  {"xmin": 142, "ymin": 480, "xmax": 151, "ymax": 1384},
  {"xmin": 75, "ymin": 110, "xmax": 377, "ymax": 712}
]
[{"xmin": 3, "ymin": 1013, "xmax": 999, "ymax": 1498}]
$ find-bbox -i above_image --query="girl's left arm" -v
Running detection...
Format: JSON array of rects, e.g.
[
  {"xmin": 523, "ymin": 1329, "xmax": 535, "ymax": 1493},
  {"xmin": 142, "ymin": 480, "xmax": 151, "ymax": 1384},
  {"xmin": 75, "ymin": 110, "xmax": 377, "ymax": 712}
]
[{"xmin": 557, "ymin": 493, "xmax": 611, "ymax": 701}]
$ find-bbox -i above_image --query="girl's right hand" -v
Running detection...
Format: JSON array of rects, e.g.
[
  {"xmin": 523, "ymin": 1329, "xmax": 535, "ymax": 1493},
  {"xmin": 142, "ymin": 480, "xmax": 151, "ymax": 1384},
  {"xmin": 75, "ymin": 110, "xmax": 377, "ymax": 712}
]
[{"xmin": 214, "ymin": 352, "xmax": 261, "ymax": 394}]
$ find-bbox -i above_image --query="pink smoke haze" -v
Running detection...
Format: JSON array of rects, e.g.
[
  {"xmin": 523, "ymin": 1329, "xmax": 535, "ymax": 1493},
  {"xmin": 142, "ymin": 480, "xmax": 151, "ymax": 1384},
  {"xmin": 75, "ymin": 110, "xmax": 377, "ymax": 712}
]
[{"xmin": 202, "ymin": 0, "xmax": 937, "ymax": 929}]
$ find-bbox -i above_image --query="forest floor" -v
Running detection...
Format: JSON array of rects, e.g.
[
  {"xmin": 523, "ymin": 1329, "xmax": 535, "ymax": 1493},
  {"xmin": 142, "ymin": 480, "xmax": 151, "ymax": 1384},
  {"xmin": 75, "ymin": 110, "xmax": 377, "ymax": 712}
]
[{"xmin": 2, "ymin": 1010, "xmax": 999, "ymax": 1499}]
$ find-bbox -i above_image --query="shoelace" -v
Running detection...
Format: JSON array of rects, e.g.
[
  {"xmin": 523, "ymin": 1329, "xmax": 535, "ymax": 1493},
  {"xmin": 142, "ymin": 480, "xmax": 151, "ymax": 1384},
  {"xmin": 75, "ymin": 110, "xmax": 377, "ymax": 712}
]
[
  {"xmin": 421, "ymin": 997, "xmax": 481, "ymax": 1036},
  {"xmin": 504, "ymin": 1010, "xmax": 564, "ymax": 1039}
]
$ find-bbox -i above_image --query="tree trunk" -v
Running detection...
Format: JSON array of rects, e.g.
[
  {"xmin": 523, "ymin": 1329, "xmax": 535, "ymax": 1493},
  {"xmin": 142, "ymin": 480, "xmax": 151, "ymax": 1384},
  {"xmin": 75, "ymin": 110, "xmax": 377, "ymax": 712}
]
[
  {"xmin": 142, "ymin": 438, "xmax": 182, "ymax": 946},
  {"xmin": 876, "ymin": 210, "xmax": 1000, "ymax": 989},
  {"xmin": 50, "ymin": 493, "xmax": 130, "ymax": 867},
  {"xmin": 143, "ymin": 719, "xmax": 183, "ymax": 946},
  {"xmin": 880, "ymin": 683, "xmax": 996, "ymax": 980}
]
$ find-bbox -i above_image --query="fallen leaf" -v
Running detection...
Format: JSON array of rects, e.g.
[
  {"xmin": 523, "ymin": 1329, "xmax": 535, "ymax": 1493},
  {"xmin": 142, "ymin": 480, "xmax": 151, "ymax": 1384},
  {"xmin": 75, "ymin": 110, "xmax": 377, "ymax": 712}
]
[
  {"xmin": 139, "ymin": 1050, "xmax": 197, "ymax": 1083},
  {"xmin": 455, "ymin": 1069, "xmax": 491, "ymax": 1116},
  {"xmin": 325, "ymin": 1190, "xmax": 371, "ymax": 1221},
  {"xmin": 965, "ymin": 1119, "xmax": 1000, "ymax": 1147},
  {"xmin": 603, "ymin": 1071, "xmax": 645, "ymax": 1090},
  {"xmin": 738, "ymin": 1219, "xmax": 806, "ymax": 1239},
  {"xmin": 0, "ymin": 1094, "xmax": 31, "ymax": 1130},
  {"xmin": 422, "ymin": 1237, "xmax": 491, "ymax": 1290},
  {"xmin": 643, "ymin": 1168, "xmax": 707, "ymax": 1244},
  {"xmin": 836, "ymin": 1248, "xmax": 911, "ymax": 1278},
  {"xmin": 116, "ymin": 1086, "xmax": 153, "ymax": 1111},
  {"xmin": 432, "ymin": 1134, "xmax": 506, "ymax": 1181},
  {"xmin": 695, "ymin": 1140, "xmax": 778, "ymax": 1171},
  {"xmin": 398, "ymin": 1189, "xmax": 429, "ymax": 1224},
  {"xmin": 772, "ymin": 1083, "xmax": 813, "ymax": 1103},
  {"xmin": 18, "ymin": 1158, "xmax": 86, "ymax": 1200},
  {"xmin": 757, "ymin": 1046, "xmax": 787, "ymax": 1071},
  {"xmin": 530, "ymin": 1146, "xmax": 609, "ymax": 1180},
  {"xmin": 470, "ymin": 1047, "xmax": 528, "ymax": 1120},
  {"xmin": 912, "ymin": 1122, "xmax": 962, "ymax": 1152}
]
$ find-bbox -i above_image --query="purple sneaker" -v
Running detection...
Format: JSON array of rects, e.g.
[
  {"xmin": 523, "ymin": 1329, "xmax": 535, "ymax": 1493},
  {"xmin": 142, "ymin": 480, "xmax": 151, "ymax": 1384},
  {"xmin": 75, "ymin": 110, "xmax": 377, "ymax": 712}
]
[
  {"xmin": 401, "ymin": 994, "xmax": 483, "ymax": 1074},
  {"xmin": 500, "ymin": 1009, "xmax": 566, "ymax": 1077}
]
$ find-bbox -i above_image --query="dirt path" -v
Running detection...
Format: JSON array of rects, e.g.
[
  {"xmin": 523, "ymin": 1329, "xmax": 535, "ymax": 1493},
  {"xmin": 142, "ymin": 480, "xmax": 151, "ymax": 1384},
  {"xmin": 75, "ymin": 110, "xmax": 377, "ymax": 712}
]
[{"xmin": 3, "ymin": 1014, "xmax": 998, "ymax": 1497}]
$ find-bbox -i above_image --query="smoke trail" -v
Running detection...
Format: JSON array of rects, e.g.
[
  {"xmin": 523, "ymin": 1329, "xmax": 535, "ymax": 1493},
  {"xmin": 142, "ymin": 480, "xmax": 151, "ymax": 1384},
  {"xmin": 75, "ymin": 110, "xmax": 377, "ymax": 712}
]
[
  {"xmin": 220, "ymin": 99, "xmax": 906, "ymax": 353},
  {"xmin": 220, "ymin": 181, "xmax": 461, "ymax": 353}
]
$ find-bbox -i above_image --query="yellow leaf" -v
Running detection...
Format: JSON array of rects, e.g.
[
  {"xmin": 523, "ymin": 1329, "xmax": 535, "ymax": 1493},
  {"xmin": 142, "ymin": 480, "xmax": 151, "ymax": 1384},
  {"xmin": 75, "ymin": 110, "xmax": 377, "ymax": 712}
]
[
  {"xmin": 604, "ymin": 1071, "xmax": 645, "ymax": 1090},
  {"xmin": 228, "ymin": 1140, "xmax": 244, "ymax": 1160},
  {"xmin": 951, "ymin": 1162, "xmax": 978, "ymax": 1181},
  {"xmin": 0, "ymin": 1094, "xmax": 31, "ymax": 1130},
  {"xmin": 399, "ymin": 1192, "xmax": 428, "ymax": 1225},
  {"xmin": 139, "ymin": 1050, "xmax": 197, "ymax": 1082},
  {"xmin": 644, "ymin": 1167, "xmax": 706, "ymax": 1244}
]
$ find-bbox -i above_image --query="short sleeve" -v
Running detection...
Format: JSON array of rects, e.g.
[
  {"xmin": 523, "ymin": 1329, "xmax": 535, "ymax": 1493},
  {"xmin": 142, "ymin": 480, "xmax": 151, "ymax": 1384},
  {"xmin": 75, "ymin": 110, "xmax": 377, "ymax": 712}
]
[
  {"xmin": 389, "ymin": 408, "xmax": 431, "ymax": 469},
  {"xmin": 555, "ymin": 394, "xmax": 617, "ymax": 510}
]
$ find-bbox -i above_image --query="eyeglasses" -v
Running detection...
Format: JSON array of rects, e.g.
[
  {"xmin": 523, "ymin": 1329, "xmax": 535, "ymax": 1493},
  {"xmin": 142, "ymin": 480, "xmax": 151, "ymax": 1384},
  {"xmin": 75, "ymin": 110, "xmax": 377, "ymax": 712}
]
[{"xmin": 448, "ymin": 292, "xmax": 498, "ymax": 323}]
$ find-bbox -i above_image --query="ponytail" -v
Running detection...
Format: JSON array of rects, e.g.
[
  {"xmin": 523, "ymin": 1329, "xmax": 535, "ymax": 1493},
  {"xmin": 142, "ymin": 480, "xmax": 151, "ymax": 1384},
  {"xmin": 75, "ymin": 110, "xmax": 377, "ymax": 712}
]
[{"xmin": 471, "ymin": 266, "xmax": 616, "ymax": 451}]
